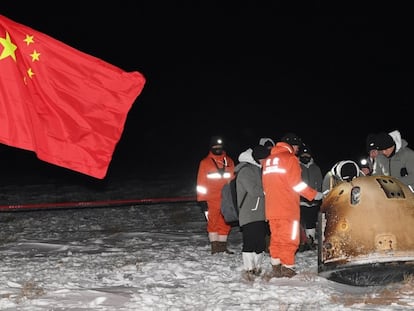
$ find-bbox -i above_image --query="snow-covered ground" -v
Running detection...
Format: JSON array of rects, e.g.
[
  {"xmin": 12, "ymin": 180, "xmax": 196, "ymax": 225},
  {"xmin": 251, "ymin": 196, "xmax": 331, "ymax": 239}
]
[{"xmin": 1, "ymin": 173, "xmax": 414, "ymax": 310}]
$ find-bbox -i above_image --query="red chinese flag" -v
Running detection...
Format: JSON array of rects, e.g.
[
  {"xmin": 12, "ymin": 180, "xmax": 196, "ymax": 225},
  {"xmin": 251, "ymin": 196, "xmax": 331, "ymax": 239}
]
[{"xmin": 0, "ymin": 15, "xmax": 146, "ymax": 179}]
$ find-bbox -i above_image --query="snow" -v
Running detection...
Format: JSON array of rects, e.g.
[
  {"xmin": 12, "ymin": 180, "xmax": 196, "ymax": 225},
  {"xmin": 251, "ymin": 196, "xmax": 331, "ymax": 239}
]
[{"xmin": 1, "ymin": 173, "xmax": 414, "ymax": 310}]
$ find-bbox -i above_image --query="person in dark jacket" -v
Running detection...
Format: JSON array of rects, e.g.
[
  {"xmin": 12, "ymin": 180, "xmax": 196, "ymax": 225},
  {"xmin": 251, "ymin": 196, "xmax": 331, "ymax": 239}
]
[
  {"xmin": 298, "ymin": 143, "xmax": 323, "ymax": 251},
  {"xmin": 236, "ymin": 145, "xmax": 270, "ymax": 281},
  {"xmin": 360, "ymin": 133, "xmax": 379, "ymax": 176}
]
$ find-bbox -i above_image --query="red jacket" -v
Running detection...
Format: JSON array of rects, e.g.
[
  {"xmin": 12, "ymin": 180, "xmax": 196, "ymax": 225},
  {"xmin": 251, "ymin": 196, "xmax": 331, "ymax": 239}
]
[
  {"xmin": 196, "ymin": 151, "xmax": 235, "ymax": 205},
  {"xmin": 262, "ymin": 142, "xmax": 317, "ymax": 220}
]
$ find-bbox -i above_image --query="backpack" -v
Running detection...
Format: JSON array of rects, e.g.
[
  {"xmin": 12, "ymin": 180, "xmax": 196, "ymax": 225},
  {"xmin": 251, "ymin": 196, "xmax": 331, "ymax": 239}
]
[{"xmin": 220, "ymin": 166, "xmax": 247, "ymax": 226}]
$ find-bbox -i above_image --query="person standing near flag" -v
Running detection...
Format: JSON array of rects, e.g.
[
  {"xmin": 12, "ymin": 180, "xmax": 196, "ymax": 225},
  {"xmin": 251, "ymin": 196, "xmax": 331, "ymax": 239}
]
[{"xmin": 196, "ymin": 136, "xmax": 235, "ymax": 254}]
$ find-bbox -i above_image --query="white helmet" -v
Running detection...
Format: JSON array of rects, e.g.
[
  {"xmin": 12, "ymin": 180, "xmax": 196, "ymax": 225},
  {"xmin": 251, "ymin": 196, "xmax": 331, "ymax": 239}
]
[{"xmin": 331, "ymin": 160, "xmax": 361, "ymax": 182}]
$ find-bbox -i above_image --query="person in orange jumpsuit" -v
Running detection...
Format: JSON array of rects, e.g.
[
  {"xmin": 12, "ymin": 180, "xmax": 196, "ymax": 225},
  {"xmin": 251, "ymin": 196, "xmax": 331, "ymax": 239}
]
[
  {"xmin": 196, "ymin": 136, "xmax": 235, "ymax": 254},
  {"xmin": 262, "ymin": 133, "xmax": 323, "ymax": 278}
]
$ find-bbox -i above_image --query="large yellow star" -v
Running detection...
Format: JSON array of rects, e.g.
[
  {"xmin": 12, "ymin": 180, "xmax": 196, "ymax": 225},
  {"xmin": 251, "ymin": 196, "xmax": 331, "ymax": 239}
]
[{"xmin": 0, "ymin": 31, "xmax": 17, "ymax": 61}]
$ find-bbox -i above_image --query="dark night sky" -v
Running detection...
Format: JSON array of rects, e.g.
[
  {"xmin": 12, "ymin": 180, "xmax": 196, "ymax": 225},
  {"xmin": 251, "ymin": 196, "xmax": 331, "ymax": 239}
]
[{"xmin": 1, "ymin": 3, "xmax": 413, "ymax": 183}]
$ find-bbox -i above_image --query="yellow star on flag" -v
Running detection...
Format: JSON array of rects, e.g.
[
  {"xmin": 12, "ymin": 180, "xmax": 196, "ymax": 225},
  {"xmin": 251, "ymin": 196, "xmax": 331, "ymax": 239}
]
[
  {"xmin": 27, "ymin": 67, "xmax": 35, "ymax": 78},
  {"xmin": 23, "ymin": 34, "xmax": 34, "ymax": 45},
  {"xmin": 30, "ymin": 49, "xmax": 40, "ymax": 62},
  {"xmin": 0, "ymin": 31, "xmax": 17, "ymax": 61}
]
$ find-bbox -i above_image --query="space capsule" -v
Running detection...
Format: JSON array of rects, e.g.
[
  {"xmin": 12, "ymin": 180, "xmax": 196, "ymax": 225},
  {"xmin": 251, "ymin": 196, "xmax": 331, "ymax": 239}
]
[{"xmin": 318, "ymin": 175, "xmax": 414, "ymax": 286}]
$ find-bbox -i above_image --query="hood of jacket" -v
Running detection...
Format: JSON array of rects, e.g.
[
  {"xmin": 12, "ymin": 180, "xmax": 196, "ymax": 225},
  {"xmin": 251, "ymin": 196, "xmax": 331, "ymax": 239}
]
[
  {"xmin": 388, "ymin": 130, "xmax": 408, "ymax": 152},
  {"xmin": 236, "ymin": 148, "xmax": 260, "ymax": 171},
  {"xmin": 272, "ymin": 141, "xmax": 295, "ymax": 155},
  {"xmin": 259, "ymin": 137, "xmax": 275, "ymax": 148}
]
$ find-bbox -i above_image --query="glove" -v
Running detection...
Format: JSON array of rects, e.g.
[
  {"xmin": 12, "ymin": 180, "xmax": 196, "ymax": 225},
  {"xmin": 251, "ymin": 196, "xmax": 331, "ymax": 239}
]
[
  {"xmin": 314, "ymin": 192, "xmax": 324, "ymax": 201},
  {"xmin": 198, "ymin": 201, "xmax": 208, "ymax": 212}
]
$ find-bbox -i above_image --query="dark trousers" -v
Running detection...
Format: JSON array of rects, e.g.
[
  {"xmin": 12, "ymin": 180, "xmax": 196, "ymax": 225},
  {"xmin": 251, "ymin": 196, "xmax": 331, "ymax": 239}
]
[
  {"xmin": 300, "ymin": 205, "xmax": 320, "ymax": 229},
  {"xmin": 241, "ymin": 221, "xmax": 269, "ymax": 253}
]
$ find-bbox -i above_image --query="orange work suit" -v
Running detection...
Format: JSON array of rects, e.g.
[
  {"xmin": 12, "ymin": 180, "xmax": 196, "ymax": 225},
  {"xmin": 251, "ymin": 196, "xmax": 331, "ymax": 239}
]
[
  {"xmin": 262, "ymin": 142, "xmax": 317, "ymax": 266},
  {"xmin": 196, "ymin": 151, "xmax": 235, "ymax": 235}
]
